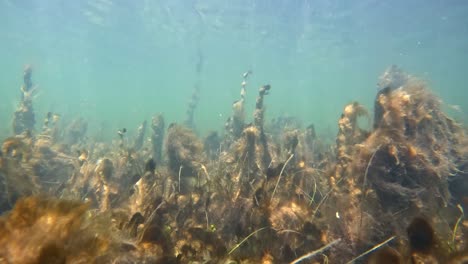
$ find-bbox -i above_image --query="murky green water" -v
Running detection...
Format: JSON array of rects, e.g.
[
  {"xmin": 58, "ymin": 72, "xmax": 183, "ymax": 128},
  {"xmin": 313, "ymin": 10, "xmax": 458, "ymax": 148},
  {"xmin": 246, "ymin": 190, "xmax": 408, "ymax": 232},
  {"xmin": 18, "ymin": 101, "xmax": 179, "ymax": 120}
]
[{"xmin": 1, "ymin": 0, "xmax": 467, "ymax": 139}]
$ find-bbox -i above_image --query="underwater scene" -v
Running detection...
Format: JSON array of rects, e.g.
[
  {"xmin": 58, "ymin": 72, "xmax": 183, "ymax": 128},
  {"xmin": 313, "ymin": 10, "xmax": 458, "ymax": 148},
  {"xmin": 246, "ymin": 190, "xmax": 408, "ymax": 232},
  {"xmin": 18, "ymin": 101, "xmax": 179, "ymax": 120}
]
[{"xmin": 1, "ymin": 0, "xmax": 468, "ymax": 263}]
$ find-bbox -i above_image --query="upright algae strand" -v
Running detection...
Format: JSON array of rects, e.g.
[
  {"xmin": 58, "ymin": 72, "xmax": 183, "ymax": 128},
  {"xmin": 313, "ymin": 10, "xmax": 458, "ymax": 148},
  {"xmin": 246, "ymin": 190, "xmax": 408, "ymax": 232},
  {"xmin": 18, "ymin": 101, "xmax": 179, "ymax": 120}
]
[{"xmin": 13, "ymin": 65, "xmax": 36, "ymax": 135}]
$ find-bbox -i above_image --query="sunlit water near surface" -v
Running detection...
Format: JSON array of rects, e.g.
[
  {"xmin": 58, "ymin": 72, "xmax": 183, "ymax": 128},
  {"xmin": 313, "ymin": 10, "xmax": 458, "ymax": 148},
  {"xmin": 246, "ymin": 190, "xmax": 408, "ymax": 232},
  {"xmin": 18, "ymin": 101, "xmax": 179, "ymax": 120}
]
[{"xmin": 1, "ymin": 0, "xmax": 467, "ymax": 138}]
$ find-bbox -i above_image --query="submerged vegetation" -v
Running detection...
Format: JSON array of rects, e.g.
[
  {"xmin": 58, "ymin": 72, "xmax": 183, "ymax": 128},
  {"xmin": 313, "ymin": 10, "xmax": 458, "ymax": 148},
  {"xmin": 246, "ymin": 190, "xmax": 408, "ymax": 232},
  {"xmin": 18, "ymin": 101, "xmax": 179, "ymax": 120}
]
[{"xmin": 0, "ymin": 65, "xmax": 468, "ymax": 263}]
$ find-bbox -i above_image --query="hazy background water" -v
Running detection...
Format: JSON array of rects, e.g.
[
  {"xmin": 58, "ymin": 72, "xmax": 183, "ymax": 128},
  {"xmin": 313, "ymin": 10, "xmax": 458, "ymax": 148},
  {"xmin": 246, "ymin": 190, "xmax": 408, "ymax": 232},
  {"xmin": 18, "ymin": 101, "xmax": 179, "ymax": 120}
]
[{"xmin": 1, "ymin": 0, "xmax": 467, "ymax": 141}]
